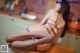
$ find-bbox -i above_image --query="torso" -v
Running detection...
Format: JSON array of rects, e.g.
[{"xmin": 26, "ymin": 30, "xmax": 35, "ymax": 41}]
[{"xmin": 56, "ymin": 13, "xmax": 65, "ymax": 29}]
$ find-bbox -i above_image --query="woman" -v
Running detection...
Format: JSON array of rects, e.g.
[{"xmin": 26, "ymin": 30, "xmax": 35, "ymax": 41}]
[{"xmin": 6, "ymin": 0, "xmax": 70, "ymax": 53}]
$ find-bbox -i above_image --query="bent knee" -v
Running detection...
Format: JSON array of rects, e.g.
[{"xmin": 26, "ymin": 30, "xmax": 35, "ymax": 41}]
[{"xmin": 6, "ymin": 35, "xmax": 15, "ymax": 43}]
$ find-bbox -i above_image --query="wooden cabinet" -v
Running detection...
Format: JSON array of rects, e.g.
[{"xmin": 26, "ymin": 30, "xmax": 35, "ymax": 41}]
[{"xmin": 61, "ymin": 33, "xmax": 80, "ymax": 53}]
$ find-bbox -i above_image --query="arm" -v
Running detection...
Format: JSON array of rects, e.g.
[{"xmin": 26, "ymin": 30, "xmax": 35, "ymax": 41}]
[
  {"xmin": 40, "ymin": 9, "xmax": 53, "ymax": 25},
  {"xmin": 40, "ymin": 9, "xmax": 58, "ymax": 26}
]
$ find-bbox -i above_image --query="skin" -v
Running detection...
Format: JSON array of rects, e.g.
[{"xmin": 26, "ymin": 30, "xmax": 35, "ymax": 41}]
[
  {"xmin": 6, "ymin": 31, "xmax": 53, "ymax": 50},
  {"xmin": 6, "ymin": 3, "xmax": 65, "ymax": 52}
]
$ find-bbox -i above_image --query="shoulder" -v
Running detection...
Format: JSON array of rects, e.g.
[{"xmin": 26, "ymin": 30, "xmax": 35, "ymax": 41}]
[
  {"xmin": 49, "ymin": 9, "xmax": 58, "ymax": 16},
  {"xmin": 49, "ymin": 9, "xmax": 59, "ymax": 19},
  {"xmin": 47, "ymin": 9, "xmax": 59, "ymax": 22},
  {"xmin": 49, "ymin": 9, "xmax": 58, "ymax": 13}
]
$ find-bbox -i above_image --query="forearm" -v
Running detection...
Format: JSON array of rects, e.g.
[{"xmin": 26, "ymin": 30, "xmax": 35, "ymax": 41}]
[{"xmin": 40, "ymin": 9, "xmax": 54, "ymax": 25}]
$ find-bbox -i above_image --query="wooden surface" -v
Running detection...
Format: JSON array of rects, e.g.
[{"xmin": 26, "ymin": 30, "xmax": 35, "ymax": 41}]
[
  {"xmin": 9, "ymin": 44, "xmax": 74, "ymax": 53},
  {"xmin": 68, "ymin": 21, "xmax": 80, "ymax": 36},
  {"xmin": 46, "ymin": 45, "xmax": 74, "ymax": 53}
]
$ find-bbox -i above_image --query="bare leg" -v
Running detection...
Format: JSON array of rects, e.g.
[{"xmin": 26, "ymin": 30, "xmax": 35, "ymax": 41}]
[
  {"xmin": 6, "ymin": 25, "xmax": 48, "ymax": 43},
  {"xmin": 6, "ymin": 25, "xmax": 52, "ymax": 51}
]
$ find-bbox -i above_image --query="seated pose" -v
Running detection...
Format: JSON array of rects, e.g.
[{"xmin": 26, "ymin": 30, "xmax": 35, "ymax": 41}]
[{"xmin": 6, "ymin": 0, "xmax": 70, "ymax": 53}]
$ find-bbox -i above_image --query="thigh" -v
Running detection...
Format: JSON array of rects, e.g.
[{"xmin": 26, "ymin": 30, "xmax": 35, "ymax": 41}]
[{"xmin": 6, "ymin": 28, "xmax": 31, "ymax": 43}]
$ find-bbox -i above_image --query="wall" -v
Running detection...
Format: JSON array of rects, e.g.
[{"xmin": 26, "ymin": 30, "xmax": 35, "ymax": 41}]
[
  {"xmin": 45, "ymin": 0, "xmax": 80, "ymax": 20},
  {"xmin": 69, "ymin": 0, "xmax": 80, "ymax": 20},
  {"xmin": 25, "ymin": 0, "xmax": 48, "ymax": 15},
  {"xmin": 0, "ymin": 0, "xmax": 5, "ymax": 8}
]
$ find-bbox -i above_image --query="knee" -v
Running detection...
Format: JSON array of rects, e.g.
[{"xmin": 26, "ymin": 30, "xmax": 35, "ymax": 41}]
[{"xmin": 6, "ymin": 35, "xmax": 14, "ymax": 43}]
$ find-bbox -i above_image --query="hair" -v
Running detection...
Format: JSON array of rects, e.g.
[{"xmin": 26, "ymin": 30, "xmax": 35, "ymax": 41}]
[{"xmin": 57, "ymin": 0, "xmax": 70, "ymax": 37}]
